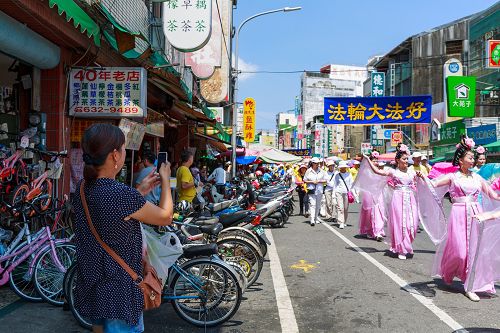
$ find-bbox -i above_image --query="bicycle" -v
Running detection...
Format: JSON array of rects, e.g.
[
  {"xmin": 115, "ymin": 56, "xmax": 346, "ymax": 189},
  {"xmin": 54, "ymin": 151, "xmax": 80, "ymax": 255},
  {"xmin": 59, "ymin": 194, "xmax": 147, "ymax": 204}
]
[
  {"xmin": 65, "ymin": 245, "xmax": 243, "ymax": 329},
  {"xmin": 0, "ymin": 195, "xmax": 75, "ymax": 304}
]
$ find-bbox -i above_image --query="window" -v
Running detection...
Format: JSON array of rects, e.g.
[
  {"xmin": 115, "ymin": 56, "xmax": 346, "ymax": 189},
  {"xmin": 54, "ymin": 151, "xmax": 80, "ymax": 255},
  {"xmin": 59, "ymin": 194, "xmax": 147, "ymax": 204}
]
[
  {"xmin": 446, "ymin": 40, "xmax": 463, "ymax": 55},
  {"xmin": 285, "ymin": 119, "xmax": 289, "ymax": 125}
]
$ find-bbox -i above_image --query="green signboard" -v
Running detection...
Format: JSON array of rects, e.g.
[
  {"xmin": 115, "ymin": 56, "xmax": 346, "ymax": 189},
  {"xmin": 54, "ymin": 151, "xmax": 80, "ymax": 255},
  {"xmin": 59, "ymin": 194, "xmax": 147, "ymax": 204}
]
[
  {"xmin": 446, "ymin": 76, "xmax": 476, "ymax": 118},
  {"xmin": 439, "ymin": 119, "xmax": 465, "ymax": 145}
]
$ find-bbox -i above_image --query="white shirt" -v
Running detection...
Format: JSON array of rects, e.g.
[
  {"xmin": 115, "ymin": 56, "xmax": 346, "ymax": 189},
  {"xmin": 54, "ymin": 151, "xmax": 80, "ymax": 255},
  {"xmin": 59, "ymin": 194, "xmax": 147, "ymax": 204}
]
[
  {"xmin": 333, "ymin": 172, "xmax": 353, "ymax": 194},
  {"xmin": 208, "ymin": 167, "xmax": 226, "ymax": 185},
  {"xmin": 304, "ymin": 168, "xmax": 326, "ymax": 195},
  {"xmin": 325, "ymin": 171, "xmax": 336, "ymax": 190}
]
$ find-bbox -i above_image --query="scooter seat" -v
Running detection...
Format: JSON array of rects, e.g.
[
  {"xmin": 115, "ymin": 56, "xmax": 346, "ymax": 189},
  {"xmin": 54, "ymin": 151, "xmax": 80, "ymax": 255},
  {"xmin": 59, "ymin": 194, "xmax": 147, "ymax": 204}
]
[
  {"xmin": 192, "ymin": 217, "xmax": 219, "ymax": 225},
  {"xmin": 199, "ymin": 223, "xmax": 223, "ymax": 236},
  {"xmin": 182, "ymin": 243, "xmax": 219, "ymax": 259},
  {"xmin": 208, "ymin": 200, "xmax": 235, "ymax": 212},
  {"xmin": 217, "ymin": 210, "xmax": 251, "ymax": 227}
]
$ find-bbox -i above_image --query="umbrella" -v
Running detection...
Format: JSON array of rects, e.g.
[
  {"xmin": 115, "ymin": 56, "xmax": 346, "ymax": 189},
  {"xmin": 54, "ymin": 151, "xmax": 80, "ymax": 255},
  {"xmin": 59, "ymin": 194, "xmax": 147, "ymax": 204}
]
[
  {"xmin": 428, "ymin": 162, "xmax": 458, "ymax": 179},
  {"xmin": 477, "ymin": 163, "xmax": 500, "ymax": 182}
]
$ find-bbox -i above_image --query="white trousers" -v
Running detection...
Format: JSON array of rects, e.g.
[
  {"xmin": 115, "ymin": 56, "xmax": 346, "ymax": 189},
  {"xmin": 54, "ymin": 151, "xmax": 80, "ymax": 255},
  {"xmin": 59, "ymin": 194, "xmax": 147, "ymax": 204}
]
[
  {"xmin": 335, "ymin": 192, "xmax": 349, "ymax": 225},
  {"xmin": 324, "ymin": 190, "xmax": 337, "ymax": 220},
  {"xmin": 308, "ymin": 192, "xmax": 323, "ymax": 224}
]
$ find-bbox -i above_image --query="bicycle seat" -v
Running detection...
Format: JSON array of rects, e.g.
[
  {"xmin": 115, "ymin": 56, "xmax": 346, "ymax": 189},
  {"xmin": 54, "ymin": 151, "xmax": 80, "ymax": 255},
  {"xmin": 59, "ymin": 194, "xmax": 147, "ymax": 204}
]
[
  {"xmin": 182, "ymin": 243, "xmax": 219, "ymax": 259},
  {"xmin": 199, "ymin": 223, "xmax": 223, "ymax": 236}
]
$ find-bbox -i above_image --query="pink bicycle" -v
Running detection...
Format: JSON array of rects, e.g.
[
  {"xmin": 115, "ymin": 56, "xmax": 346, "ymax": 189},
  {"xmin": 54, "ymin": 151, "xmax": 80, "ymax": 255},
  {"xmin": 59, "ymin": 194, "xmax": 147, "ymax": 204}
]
[{"xmin": 0, "ymin": 195, "xmax": 75, "ymax": 305}]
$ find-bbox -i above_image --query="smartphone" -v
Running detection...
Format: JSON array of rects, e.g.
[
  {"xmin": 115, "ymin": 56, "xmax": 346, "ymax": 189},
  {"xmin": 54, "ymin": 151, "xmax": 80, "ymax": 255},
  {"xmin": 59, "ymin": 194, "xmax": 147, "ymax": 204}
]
[{"xmin": 157, "ymin": 152, "xmax": 168, "ymax": 173}]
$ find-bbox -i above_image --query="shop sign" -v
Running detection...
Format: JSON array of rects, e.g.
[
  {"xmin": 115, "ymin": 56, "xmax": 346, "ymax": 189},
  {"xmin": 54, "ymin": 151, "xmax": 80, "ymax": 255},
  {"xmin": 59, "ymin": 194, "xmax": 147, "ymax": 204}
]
[
  {"xmin": 209, "ymin": 107, "xmax": 224, "ymax": 124},
  {"xmin": 486, "ymin": 40, "xmax": 500, "ymax": 68},
  {"xmin": 283, "ymin": 148, "xmax": 311, "ymax": 157},
  {"xmin": 467, "ymin": 124, "xmax": 497, "ymax": 145},
  {"xmin": 390, "ymin": 131, "xmax": 403, "ymax": 147},
  {"xmin": 324, "ymin": 95, "xmax": 432, "ymax": 125},
  {"xmin": 69, "ymin": 68, "xmax": 147, "ymax": 118},
  {"xmin": 432, "ymin": 144, "xmax": 456, "ymax": 159},
  {"xmin": 145, "ymin": 122, "xmax": 164, "ymax": 138},
  {"xmin": 361, "ymin": 142, "xmax": 372, "ymax": 155},
  {"xmin": 439, "ymin": 119, "xmax": 465, "ymax": 145},
  {"xmin": 185, "ymin": 0, "xmax": 221, "ymax": 78},
  {"xmin": 446, "ymin": 76, "xmax": 476, "ymax": 118},
  {"xmin": 297, "ymin": 115, "xmax": 303, "ymax": 139},
  {"xmin": 243, "ymin": 98, "xmax": 255, "ymax": 143},
  {"xmin": 371, "ymin": 72, "xmax": 385, "ymax": 97},
  {"xmin": 200, "ymin": 0, "xmax": 230, "ymax": 103},
  {"xmin": 163, "ymin": 0, "xmax": 212, "ymax": 52},
  {"xmin": 118, "ymin": 118, "xmax": 145, "ymax": 151}
]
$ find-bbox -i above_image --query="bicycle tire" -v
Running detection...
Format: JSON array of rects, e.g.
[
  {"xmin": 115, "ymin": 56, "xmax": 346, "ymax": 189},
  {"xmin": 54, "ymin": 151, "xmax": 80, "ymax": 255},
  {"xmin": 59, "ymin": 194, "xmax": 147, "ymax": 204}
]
[
  {"xmin": 7, "ymin": 183, "xmax": 29, "ymax": 213},
  {"xmin": 170, "ymin": 259, "xmax": 242, "ymax": 327},
  {"xmin": 8, "ymin": 240, "xmax": 43, "ymax": 302},
  {"xmin": 33, "ymin": 243, "xmax": 76, "ymax": 306},
  {"xmin": 216, "ymin": 237, "xmax": 263, "ymax": 287},
  {"xmin": 65, "ymin": 263, "xmax": 92, "ymax": 330},
  {"xmin": 37, "ymin": 179, "xmax": 52, "ymax": 212}
]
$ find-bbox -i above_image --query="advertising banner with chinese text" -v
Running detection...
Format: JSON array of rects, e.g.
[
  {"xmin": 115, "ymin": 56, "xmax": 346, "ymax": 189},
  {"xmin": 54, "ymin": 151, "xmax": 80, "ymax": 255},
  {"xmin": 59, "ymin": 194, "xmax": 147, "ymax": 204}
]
[
  {"xmin": 487, "ymin": 40, "xmax": 500, "ymax": 68},
  {"xmin": 438, "ymin": 119, "xmax": 465, "ymax": 145},
  {"xmin": 69, "ymin": 68, "xmax": 147, "ymax": 118},
  {"xmin": 467, "ymin": 124, "xmax": 497, "ymax": 145},
  {"xmin": 324, "ymin": 95, "xmax": 432, "ymax": 125},
  {"xmin": 118, "ymin": 118, "xmax": 146, "ymax": 151},
  {"xmin": 243, "ymin": 98, "xmax": 255, "ymax": 143},
  {"xmin": 446, "ymin": 76, "xmax": 476, "ymax": 118},
  {"xmin": 283, "ymin": 148, "xmax": 311, "ymax": 157}
]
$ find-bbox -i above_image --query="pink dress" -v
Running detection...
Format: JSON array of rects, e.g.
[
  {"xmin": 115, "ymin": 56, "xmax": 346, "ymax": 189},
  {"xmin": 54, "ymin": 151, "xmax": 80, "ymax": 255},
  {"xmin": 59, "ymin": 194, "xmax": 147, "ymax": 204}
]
[
  {"xmin": 359, "ymin": 191, "xmax": 386, "ymax": 239},
  {"xmin": 386, "ymin": 169, "xmax": 419, "ymax": 255},
  {"xmin": 435, "ymin": 173, "xmax": 493, "ymax": 292}
]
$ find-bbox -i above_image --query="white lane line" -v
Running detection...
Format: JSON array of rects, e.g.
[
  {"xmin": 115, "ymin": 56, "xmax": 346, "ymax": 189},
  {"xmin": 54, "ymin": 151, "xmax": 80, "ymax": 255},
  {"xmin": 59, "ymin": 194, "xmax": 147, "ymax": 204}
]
[
  {"xmin": 321, "ymin": 223, "xmax": 464, "ymax": 332},
  {"xmin": 265, "ymin": 229, "xmax": 299, "ymax": 333}
]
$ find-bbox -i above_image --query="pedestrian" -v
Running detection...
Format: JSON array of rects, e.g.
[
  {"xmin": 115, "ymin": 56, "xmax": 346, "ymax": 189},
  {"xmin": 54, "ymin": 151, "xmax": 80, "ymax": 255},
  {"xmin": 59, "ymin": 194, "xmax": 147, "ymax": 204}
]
[
  {"xmin": 416, "ymin": 136, "xmax": 500, "ymax": 301},
  {"xmin": 332, "ymin": 161, "xmax": 353, "ymax": 229},
  {"xmin": 132, "ymin": 154, "xmax": 145, "ymax": 185},
  {"xmin": 295, "ymin": 164, "xmax": 309, "ymax": 216},
  {"xmin": 471, "ymin": 146, "xmax": 487, "ymax": 172},
  {"xmin": 358, "ymin": 144, "xmax": 420, "ymax": 260},
  {"xmin": 355, "ymin": 151, "xmax": 385, "ymax": 241},
  {"xmin": 134, "ymin": 151, "xmax": 161, "ymax": 205},
  {"xmin": 304, "ymin": 157, "xmax": 326, "ymax": 226},
  {"xmin": 190, "ymin": 163, "xmax": 201, "ymax": 185},
  {"xmin": 208, "ymin": 162, "xmax": 226, "ymax": 195},
  {"xmin": 324, "ymin": 160, "xmax": 337, "ymax": 223},
  {"xmin": 350, "ymin": 160, "xmax": 360, "ymax": 180},
  {"xmin": 200, "ymin": 165, "xmax": 208, "ymax": 183},
  {"xmin": 409, "ymin": 151, "xmax": 428, "ymax": 176},
  {"xmin": 73, "ymin": 123, "xmax": 173, "ymax": 333},
  {"xmin": 176, "ymin": 150, "xmax": 197, "ymax": 203},
  {"xmin": 421, "ymin": 155, "xmax": 432, "ymax": 174}
]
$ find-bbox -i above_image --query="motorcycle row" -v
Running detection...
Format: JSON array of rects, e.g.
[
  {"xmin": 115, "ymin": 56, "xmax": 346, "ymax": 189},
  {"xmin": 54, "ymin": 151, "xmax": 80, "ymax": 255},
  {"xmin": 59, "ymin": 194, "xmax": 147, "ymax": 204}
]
[{"xmin": 65, "ymin": 178, "xmax": 295, "ymax": 329}]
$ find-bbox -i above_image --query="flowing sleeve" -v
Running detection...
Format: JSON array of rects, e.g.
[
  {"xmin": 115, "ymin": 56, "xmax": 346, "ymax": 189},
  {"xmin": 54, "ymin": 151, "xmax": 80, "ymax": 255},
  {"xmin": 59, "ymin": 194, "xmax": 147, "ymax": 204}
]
[
  {"xmin": 352, "ymin": 159, "xmax": 389, "ymax": 201},
  {"xmin": 415, "ymin": 175, "xmax": 450, "ymax": 245}
]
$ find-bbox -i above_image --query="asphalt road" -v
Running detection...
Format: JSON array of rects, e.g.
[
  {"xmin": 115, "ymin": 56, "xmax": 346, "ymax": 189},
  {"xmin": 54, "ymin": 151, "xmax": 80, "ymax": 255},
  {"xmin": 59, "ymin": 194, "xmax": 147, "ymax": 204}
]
[{"xmin": 1, "ymin": 200, "xmax": 499, "ymax": 332}]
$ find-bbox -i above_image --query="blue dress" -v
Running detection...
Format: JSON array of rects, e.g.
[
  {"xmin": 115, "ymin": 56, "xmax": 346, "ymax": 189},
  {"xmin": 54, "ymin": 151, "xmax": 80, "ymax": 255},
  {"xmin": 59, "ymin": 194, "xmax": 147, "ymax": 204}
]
[{"xmin": 73, "ymin": 178, "xmax": 146, "ymax": 325}]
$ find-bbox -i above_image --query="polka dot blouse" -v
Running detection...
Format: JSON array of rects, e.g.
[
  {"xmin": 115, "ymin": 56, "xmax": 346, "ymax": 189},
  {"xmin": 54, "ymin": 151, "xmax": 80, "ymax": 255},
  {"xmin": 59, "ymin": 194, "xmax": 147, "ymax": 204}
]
[{"xmin": 73, "ymin": 178, "xmax": 146, "ymax": 326}]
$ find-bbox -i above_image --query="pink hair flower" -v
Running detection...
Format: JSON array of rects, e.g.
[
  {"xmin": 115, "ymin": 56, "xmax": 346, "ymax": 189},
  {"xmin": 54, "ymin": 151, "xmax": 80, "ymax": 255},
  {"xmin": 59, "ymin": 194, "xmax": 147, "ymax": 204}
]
[
  {"xmin": 456, "ymin": 144, "xmax": 461, "ymax": 148},
  {"xmin": 399, "ymin": 144, "xmax": 410, "ymax": 155},
  {"xmin": 476, "ymin": 146, "xmax": 485, "ymax": 154},
  {"xmin": 464, "ymin": 137, "xmax": 475, "ymax": 149},
  {"xmin": 371, "ymin": 151, "xmax": 380, "ymax": 158}
]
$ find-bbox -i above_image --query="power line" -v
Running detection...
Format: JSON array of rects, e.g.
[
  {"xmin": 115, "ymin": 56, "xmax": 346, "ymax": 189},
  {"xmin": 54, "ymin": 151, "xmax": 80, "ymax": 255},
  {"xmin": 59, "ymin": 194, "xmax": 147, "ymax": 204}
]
[{"xmin": 238, "ymin": 55, "xmax": 498, "ymax": 74}]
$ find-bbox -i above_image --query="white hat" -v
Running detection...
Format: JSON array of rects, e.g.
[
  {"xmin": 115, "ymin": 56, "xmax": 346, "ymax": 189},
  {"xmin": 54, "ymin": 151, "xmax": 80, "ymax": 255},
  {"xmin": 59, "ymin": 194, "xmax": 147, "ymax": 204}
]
[
  {"xmin": 422, "ymin": 155, "xmax": 428, "ymax": 160},
  {"xmin": 326, "ymin": 160, "xmax": 335, "ymax": 166},
  {"xmin": 311, "ymin": 157, "xmax": 320, "ymax": 164},
  {"xmin": 338, "ymin": 161, "xmax": 349, "ymax": 168},
  {"xmin": 352, "ymin": 160, "xmax": 360, "ymax": 165},
  {"xmin": 377, "ymin": 161, "xmax": 385, "ymax": 167},
  {"xmin": 411, "ymin": 152, "xmax": 422, "ymax": 158}
]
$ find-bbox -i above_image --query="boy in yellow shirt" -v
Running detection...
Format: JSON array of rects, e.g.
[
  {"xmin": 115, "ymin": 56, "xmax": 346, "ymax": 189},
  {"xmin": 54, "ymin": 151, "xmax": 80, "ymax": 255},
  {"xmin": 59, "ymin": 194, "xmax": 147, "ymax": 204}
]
[{"xmin": 176, "ymin": 150, "xmax": 197, "ymax": 202}]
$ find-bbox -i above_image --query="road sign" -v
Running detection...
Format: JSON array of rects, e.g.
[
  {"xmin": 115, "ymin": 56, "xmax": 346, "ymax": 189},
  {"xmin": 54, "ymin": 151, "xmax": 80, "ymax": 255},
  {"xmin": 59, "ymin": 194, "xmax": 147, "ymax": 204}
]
[
  {"xmin": 371, "ymin": 72, "xmax": 385, "ymax": 97},
  {"xmin": 446, "ymin": 76, "xmax": 476, "ymax": 118},
  {"xmin": 391, "ymin": 131, "xmax": 403, "ymax": 147},
  {"xmin": 487, "ymin": 40, "xmax": 500, "ymax": 68},
  {"xmin": 383, "ymin": 129, "xmax": 396, "ymax": 139}
]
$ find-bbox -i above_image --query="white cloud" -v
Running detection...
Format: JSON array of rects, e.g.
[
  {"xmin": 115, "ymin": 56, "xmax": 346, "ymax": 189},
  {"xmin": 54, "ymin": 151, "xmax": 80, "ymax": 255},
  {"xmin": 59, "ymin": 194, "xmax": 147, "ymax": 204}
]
[{"xmin": 233, "ymin": 56, "xmax": 258, "ymax": 81}]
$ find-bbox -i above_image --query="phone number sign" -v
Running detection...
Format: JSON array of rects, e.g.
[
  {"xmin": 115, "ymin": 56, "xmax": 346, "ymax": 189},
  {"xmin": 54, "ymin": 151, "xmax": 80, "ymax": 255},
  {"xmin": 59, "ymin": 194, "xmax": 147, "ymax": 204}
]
[{"xmin": 69, "ymin": 67, "xmax": 147, "ymax": 118}]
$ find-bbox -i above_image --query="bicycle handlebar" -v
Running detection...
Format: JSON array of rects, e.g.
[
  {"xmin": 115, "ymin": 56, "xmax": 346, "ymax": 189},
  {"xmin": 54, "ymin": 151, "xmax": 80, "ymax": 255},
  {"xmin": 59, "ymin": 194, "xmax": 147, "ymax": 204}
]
[{"xmin": 25, "ymin": 147, "xmax": 68, "ymax": 161}]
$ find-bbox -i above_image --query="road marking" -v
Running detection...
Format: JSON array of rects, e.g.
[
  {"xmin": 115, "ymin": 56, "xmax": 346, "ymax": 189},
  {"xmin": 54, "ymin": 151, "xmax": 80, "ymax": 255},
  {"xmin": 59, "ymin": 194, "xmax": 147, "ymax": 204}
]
[
  {"xmin": 290, "ymin": 259, "xmax": 317, "ymax": 273},
  {"xmin": 321, "ymin": 223, "xmax": 464, "ymax": 332},
  {"xmin": 265, "ymin": 229, "xmax": 299, "ymax": 333}
]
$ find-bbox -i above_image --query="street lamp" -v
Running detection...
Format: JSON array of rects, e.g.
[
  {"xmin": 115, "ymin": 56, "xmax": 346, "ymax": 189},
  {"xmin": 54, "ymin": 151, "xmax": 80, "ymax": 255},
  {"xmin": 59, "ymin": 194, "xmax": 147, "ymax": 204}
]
[{"xmin": 231, "ymin": 6, "xmax": 301, "ymax": 177}]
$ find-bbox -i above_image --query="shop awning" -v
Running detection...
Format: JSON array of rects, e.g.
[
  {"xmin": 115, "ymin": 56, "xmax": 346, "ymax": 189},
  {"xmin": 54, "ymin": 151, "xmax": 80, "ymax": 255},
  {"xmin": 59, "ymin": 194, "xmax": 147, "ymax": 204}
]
[
  {"xmin": 429, "ymin": 156, "xmax": 446, "ymax": 164},
  {"xmin": 194, "ymin": 133, "xmax": 228, "ymax": 152},
  {"xmin": 258, "ymin": 148, "xmax": 302, "ymax": 164},
  {"xmin": 47, "ymin": 0, "xmax": 100, "ymax": 46},
  {"xmin": 174, "ymin": 102, "xmax": 215, "ymax": 124},
  {"xmin": 484, "ymin": 140, "xmax": 500, "ymax": 153}
]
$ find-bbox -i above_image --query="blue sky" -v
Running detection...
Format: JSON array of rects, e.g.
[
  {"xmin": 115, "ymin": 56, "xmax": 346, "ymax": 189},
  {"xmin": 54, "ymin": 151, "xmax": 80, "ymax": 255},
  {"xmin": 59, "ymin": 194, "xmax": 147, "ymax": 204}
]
[{"xmin": 232, "ymin": 0, "xmax": 498, "ymax": 129}]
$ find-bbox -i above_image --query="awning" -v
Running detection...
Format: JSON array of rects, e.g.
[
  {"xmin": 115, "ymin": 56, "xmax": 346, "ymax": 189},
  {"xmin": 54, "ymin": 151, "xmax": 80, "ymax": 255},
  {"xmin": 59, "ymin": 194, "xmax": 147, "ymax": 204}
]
[
  {"xmin": 429, "ymin": 156, "xmax": 446, "ymax": 164},
  {"xmin": 174, "ymin": 102, "xmax": 215, "ymax": 124},
  {"xmin": 258, "ymin": 148, "xmax": 302, "ymax": 164},
  {"xmin": 47, "ymin": 0, "xmax": 100, "ymax": 46},
  {"xmin": 484, "ymin": 140, "xmax": 500, "ymax": 153},
  {"xmin": 194, "ymin": 133, "xmax": 228, "ymax": 152}
]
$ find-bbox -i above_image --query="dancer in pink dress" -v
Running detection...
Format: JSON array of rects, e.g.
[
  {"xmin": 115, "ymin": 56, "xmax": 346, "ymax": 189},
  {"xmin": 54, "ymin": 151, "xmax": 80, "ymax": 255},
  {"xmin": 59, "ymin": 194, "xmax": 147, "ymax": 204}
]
[
  {"xmin": 356, "ymin": 144, "xmax": 419, "ymax": 260},
  {"xmin": 417, "ymin": 136, "xmax": 500, "ymax": 302},
  {"xmin": 357, "ymin": 151, "xmax": 386, "ymax": 241}
]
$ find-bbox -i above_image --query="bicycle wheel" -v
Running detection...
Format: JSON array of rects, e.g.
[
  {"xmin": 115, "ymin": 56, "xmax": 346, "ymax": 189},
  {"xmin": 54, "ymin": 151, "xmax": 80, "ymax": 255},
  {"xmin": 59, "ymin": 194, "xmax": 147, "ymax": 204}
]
[
  {"xmin": 33, "ymin": 243, "xmax": 76, "ymax": 306},
  {"xmin": 37, "ymin": 179, "xmax": 52, "ymax": 212},
  {"xmin": 8, "ymin": 241, "xmax": 43, "ymax": 302},
  {"xmin": 171, "ymin": 259, "xmax": 242, "ymax": 327},
  {"xmin": 216, "ymin": 237, "xmax": 263, "ymax": 287},
  {"xmin": 7, "ymin": 183, "xmax": 29, "ymax": 213},
  {"xmin": 65, "ymin": 263, "xmax": 93, "ymax": 330}
]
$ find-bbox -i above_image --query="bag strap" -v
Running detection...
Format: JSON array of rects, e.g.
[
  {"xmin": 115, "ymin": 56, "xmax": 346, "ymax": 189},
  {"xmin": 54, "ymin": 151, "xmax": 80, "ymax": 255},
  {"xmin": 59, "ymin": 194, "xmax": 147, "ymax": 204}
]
[
  {"xmin": 339, "ymin": 173, "xmax": 350, "ymax": 192},
  {"xmin": 329, "ymin": 172, "xmax": 335, "ymax": 182},
  {"xmin": 79, "ymin": 182, "xmax": 141, "ymax": 283}
]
